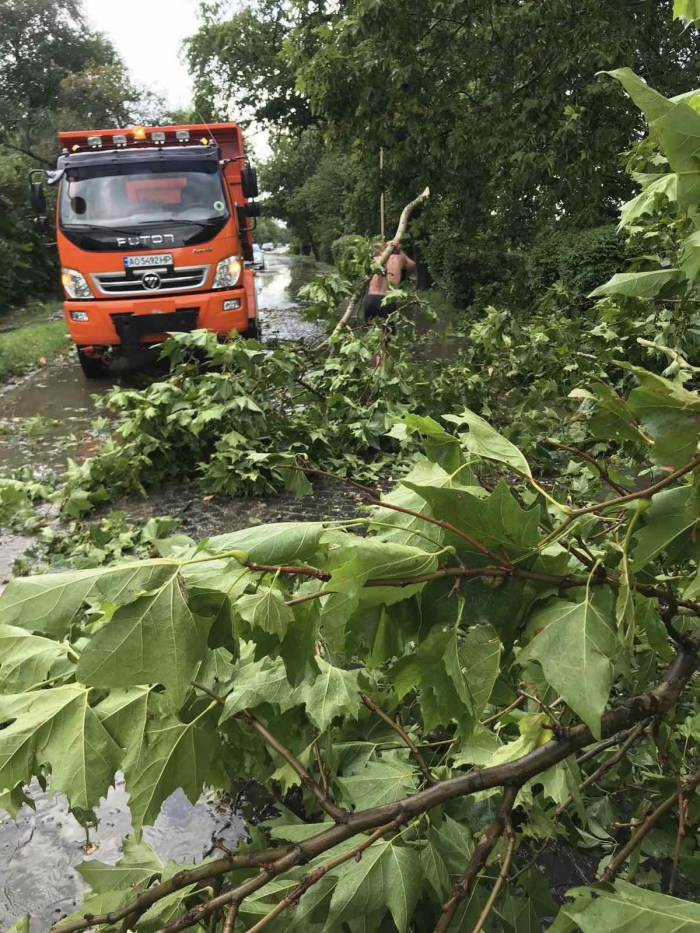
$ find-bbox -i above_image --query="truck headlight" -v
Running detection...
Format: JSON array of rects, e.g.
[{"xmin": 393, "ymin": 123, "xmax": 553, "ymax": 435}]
[
  {"xmin": 213, "ymin": 255, "xmax": 242, "ymax": 289},
  {"xmin": 61, "ymin": 268, "xmax": 93, "ymax": 300}
]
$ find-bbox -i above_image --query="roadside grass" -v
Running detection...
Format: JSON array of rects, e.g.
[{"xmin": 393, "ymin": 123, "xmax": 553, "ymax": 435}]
[{"xmin": 0, "ymin": 299, "xmax": 70, "ymax": 383}]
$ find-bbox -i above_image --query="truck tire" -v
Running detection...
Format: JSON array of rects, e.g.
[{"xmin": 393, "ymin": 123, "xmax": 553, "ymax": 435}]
[
  {"xmin": 243, "ymin": 319, "xmax": 261, "ymax": 340},
  {"xmin": 77, "ymin": 347, "xmax": 109, "ymax": 379}
]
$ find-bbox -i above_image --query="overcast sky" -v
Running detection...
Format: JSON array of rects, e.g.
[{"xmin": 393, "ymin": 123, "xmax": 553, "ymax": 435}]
[
  {"xmin": 81, "ymin": 0, "xmax": 270, "ymax": 160},
  {"xmin": 82, "ymin": 0, "xmax": 201, "ymax": 110}
]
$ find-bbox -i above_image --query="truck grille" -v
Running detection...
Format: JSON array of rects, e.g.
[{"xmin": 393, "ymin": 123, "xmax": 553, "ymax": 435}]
[{"xmin": 90, "ymin": 265, "xmax": 210, "ymax": 297}]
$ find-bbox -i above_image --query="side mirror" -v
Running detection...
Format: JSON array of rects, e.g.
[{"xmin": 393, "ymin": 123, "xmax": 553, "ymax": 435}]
[
  {"xmin": 244, "ymin": 201, "xmax": 261, "ymax": 217},
  {"xmin": 241, "ymin": 165, "xmax": 259, "ymax": 199},
  {"xmin": 29, "ymin": 181, "xmax": 47, "ymax": 216}
]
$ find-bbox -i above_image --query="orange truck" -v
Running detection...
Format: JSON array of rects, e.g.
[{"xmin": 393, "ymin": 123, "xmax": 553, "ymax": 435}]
[{"xmin": 29, "ymin": 122, "xmax": 261, "ymax": 377}]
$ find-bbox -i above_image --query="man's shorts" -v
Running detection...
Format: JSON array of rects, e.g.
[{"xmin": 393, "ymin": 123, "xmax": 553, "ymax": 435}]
[{"xmin": 363, "ymin": 293, "xmax": 396, "ymax": 322}]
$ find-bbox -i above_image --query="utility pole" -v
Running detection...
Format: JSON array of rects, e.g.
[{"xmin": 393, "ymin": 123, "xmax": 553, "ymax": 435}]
[{"xmin": 380, "ymin": 147, "xmax": 385, "ymax": 239}]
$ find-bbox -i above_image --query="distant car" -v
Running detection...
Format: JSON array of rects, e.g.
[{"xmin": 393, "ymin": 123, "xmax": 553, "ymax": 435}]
[
  {"xmin": 261, "ymin": 242, "xmax": 274, "ymax": 251},
  {"xmin": 252, "ymin": 243, "xmax": 266, "ymax": 270}
]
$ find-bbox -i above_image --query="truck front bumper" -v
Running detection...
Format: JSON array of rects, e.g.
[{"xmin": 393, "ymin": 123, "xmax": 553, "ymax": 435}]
[{"xmin": 65, "ymin": 286, "xmax": 250, "ymax": 348}]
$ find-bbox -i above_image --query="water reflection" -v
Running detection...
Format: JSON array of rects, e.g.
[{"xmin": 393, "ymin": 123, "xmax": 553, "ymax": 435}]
[{"xmin": 0, "ymin": 776, "xmax": 247, "ymax": 932}]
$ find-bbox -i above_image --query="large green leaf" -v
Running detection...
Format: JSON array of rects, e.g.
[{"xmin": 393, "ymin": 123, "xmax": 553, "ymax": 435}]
[
  {"xmin": 420, "ymin": 831, "xmax": 451, "ymax": 899},
  {"xmin": 219, "ymin": 654, "xmax": 299, "ymax": 720},
  {"xmin": 395, "ymin": 413, "xmax": 465, "ymax": 473},
  {"xmin": 123, "ymin": 713, "xmax": 223, "ymax": 832},
  {"xmin": 320, "ymin": 531, "xmax": 438, "ymax": 594},
  {"xmin": 0, "ymin": 625, "xmax": 70, "ymax": 693},
  {"xmin": 369, "ymin": 460, "xmax": 450, "ymax": 550},
  {"xmin": 76, "ymin": 835, "xmax": 164, "ymax": 892},
  {"xmin": 431, "ymin": 815, "xmax": 475, "ymax": 875},
  {"xmin": 559, "ymin": 879, "xmax": 700, "ymax": 931},
  {"xmin": 301, "ymin": 657, "xmax": 361, "ymax": 731},
  {"xmin": 0, "ymin": 685, "xmax": 121, "ymax": 812},
  {"xmin": 0, "ymin": 561, "xmax": 179, "ymax": 638},
  {"xmin": 623, "ymin": 368, "xmax": 700, "ymax": 468},
  {"xmin": 205, "ymin": 521, "xmax": 324, "ymax": 563},
  {"xmin": 390, "ymin": 627, "xmax": 474, "ymax": 731},
  {"xmin": 237, "ymin": 586, "xmax": 294, "ymax": 639},
  {"xmin": 528, "ymin": 591, "xmax": 617, "ymax": 738},
  {"xmin": 675, "ymin": 0, "xmax": 700, "ymax": 23},
  {"xmin": 459, "ymin": 624, "xmax": 501, "ymax": 721},
  {"xmin": 632, "ymin": 486, "xmax": 700, "ymax": 569},
  {"xmin": 589, "ymin": 269, "xmax": 684, "ymax": 300},
  {"xmin": 76, "ymin": 576, "xmax": 211, "ymax": 704},
  {"xmin": 443, "ymin": 408, "xmax": 532, "ymax": 477},
  {"xmin": 618, "ymin": 173, "xmax": 698, "ymax": 230},
  {"xmin": 325, "ymin": 840, "xmax": 421, "ymax": 933},
  {"xmin": 601, "ymin": 69, "xmax": 674, "ymax": 125},
  {"xmin": 401, "ymin": 478, "xmax": 540, "ymax": 560},
  {"xmin": 336, "ymin": 755, "xmax": 418, "ymax": 810}
]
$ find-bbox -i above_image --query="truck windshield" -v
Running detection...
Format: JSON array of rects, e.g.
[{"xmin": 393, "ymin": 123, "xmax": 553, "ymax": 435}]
[{"xmin": 59, "ymin": 159, "xmax": 229, "ymax": 228}]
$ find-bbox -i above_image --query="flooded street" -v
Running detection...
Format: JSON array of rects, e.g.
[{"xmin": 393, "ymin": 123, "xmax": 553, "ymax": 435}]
[
  {"xmin": 0, "ymin": 252, "xmax": 343, "ymax": 932},
  {"xmin": 0, "ymin": 254, "xmax": 329, "ymax": 584}
]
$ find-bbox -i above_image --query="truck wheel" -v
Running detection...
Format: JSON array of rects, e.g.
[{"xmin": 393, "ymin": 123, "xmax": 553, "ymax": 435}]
[
  {"xmin": 77, "ymin": 347, "xmax": 109, "ymax": 379},
  {"xmin": 243, "ymin": 320, "xmax": 261, "ymax": 340}
]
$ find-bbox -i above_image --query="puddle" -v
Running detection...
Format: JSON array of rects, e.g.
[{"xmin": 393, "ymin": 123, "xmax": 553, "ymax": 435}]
[{"xmin": 0, "ymin": 776, "xmax": 253, "ymax": 932}]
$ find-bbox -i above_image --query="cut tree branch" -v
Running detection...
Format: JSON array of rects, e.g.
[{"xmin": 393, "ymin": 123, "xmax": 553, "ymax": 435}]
[
  {"xmin": 434, "ymin": 784, "xmax": 521, "ymax": 933},
  {"xmin": 57, "ymin": 640, "xmax": 699, "ymax": 933},
  {"xmin": 330, "ymin": 187, "xmax": 430, "ymax": 338},
  {"xmin": 544, "ymin": 438, "xmax": 630, "ymax": 496},
  {"xmin": 245, "ymin": 820, "xmax": 400, "ymax": 933},
  {"xmin": 191, "ymin": 684, "xmax": 349, "ymax": 825},
  {"xmin": 360, "ymin": 692, "xmax": 438, "ymax": 784},
  {"xmin": 600, "ymin": 770, "xmax": 700, "ymax": 884}
]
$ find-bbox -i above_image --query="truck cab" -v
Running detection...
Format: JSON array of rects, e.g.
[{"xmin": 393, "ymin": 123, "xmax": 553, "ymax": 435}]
[{"xmin": 35, "ymin": 122, "xmax": 261, "ymax": 377}]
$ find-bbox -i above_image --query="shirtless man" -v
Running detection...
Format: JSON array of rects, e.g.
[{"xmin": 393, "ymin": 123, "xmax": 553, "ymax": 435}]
[{"xmin": 363, "ymin": 239, "xmax": 417, "ymax": 325}]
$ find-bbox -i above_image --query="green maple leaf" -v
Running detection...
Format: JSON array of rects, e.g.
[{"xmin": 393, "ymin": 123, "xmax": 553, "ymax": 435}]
[
  {"xmin": 205, "ymin": 521, "xmax": 325, "ymax": 563},
  {"xmin": 238, "ymin": 586, "xmax": 294, "ymax": 639},
  {"xmin": 528, "ymin": 590, "xmax": 617, "ymax": 738},
  {"xmin": 336, "ymin": 754, "xmax": 418, "ymax": 810},
  {"xmin": 0, "ymin": 685, "xmax": 121, "ymax": 813},
  {"xmin": 559, "ymin": 879, "xmax": 700, "ymax": 932},
  {"xmin": 0, "ymin": 561, "xmax": 180, "ymax": 638},
  {"xmin": 0, "ymin": 624, "xmax": 70, "ymax": 693},
  {"xmin": 220, "ymin": 654, "xmax": 299, "ymax": 720},
  {"xmin": 301, "ymin": 657, "xmax": 361, "ymax": 731},
  {"xmin": 76, "ymin": 576, "xmax": 211, "ymax": 704},
  {"xmin": 325, "ymin": 840, "xmax": 421, "ymax": 933},
  {"xmin": 420, "ymin": 831, "xmax": 451, "ymax": 899},
  {"xmin": 401, "ymin": 478, "xmax": 540, "ymax": 560},
  {"xmin": 320, "ymin": 531, "xmax": 438, "ymax": 596},
  {"xmin": 123, "ymin": 713, "xmax": 223, "ymax": 832},
  {"xmin": 459, "ymin": 624, "xmax": 502, "ymax": 722},
  {"xmin": 443, "ymin": 407, "xmax": 532, "ymax": 477},
  {"xmin": 77, "ymin": 835, "xmax": 163, "ymax": 892}
]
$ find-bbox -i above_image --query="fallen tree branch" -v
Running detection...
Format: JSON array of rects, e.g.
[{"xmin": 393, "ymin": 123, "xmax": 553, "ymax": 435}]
[
  {"xmin": 544, "ymin": 438, "xmax": 630, "ymax": 496},
  {"xmin": 192, "ymin": 684, "xmax": 349, "ymax": 825},
  {"xmin": 330, "ymin": 186, "xmax": 430, "ymax": 339},
  {"xmin": 471, "ymin": 821, "xmax": 516, "ymax": 933},
  {"xmin": 600, "ymin": 770, "xmax": 700, "ymax": 884},
  {"xmin": 434, "ymin": 784, "xmax": 521, "ymax": 933},
  {"xmin": 57, "ymin": 638, "xmax": 699, "ymax": 933},
  {"xmin": 245, "ymin": 820, "xmax": 400, "ymax": 933},
  {"xmin": 360, "ymin": 692, "xmax": 439, "ymax": 785}
]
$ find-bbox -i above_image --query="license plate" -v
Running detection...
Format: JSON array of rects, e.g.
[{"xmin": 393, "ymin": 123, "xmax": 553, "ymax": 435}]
[{"xmin": 124, "ymin": 254, "xmax": 173, "ymax": 269}]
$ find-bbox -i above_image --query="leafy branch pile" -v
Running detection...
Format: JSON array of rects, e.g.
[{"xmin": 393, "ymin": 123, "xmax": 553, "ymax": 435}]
[
  {"xmin": 5, "ymin": 361, "xmax": 700, "ymax": 933},
  {"xmin": 54, "ymin": 325, "xmax": 470, "ymax": 516}
]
